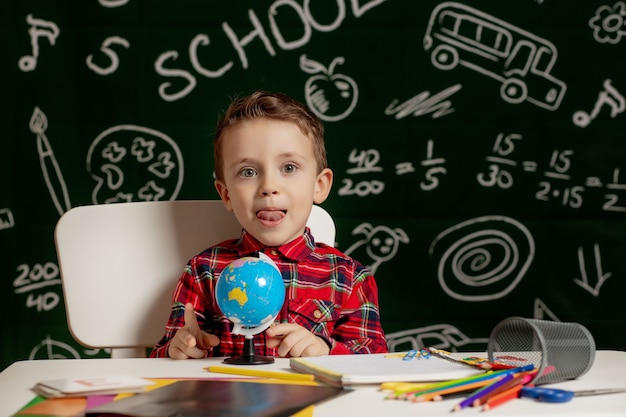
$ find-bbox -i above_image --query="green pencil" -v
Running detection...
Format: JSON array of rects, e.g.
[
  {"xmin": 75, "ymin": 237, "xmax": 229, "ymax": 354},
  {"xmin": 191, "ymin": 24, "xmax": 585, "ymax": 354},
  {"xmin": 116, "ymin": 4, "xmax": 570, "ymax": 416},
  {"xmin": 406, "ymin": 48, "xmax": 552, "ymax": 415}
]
[{"xmin": 391, "ymin": 364, "xmax": 534, "ymax": 398}]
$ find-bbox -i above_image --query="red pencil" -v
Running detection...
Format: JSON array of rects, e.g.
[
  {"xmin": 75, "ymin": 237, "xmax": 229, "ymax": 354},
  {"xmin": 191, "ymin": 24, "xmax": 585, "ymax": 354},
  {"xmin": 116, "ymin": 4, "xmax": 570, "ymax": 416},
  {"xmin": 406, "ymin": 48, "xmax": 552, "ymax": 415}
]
[
  {"xmin": 482, "ymin": 383, "xmax": 523, "ymax": 411},
  {"xmin": 473, "ymin": 371, "xmax": 536, "ymax": 407}
]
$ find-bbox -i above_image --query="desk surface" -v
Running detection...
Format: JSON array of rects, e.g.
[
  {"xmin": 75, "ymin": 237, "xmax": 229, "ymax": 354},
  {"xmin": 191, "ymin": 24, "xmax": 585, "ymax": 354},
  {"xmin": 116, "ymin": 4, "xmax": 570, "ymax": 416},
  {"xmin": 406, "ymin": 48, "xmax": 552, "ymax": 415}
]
[{"xmin": 1, "ymin": 350, "xmax": 625, "ymax": 416}]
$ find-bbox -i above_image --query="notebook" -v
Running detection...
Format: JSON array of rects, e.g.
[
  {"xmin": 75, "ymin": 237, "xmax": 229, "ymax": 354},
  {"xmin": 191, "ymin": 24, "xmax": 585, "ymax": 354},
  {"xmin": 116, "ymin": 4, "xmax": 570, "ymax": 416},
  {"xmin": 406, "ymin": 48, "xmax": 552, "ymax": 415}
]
[
  {"xmin": 289, "ymin": 352, "xmax": 484, "ymax": 387},
  {"xmin": 84, "ymin": 379, "xmax": 344, "ymax": 417},
  {"xmin": 32, "ymin": 374, "xmax": 155, "ymax": 398}
]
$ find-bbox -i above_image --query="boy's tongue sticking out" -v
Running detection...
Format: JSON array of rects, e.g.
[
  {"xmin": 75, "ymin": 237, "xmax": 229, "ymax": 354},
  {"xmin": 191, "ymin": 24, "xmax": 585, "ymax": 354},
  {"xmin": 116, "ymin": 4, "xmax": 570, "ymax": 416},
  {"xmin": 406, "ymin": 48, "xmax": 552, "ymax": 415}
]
[{"xmin": 257, "ymin": 209, "xmax": 285, "ymax": 222}]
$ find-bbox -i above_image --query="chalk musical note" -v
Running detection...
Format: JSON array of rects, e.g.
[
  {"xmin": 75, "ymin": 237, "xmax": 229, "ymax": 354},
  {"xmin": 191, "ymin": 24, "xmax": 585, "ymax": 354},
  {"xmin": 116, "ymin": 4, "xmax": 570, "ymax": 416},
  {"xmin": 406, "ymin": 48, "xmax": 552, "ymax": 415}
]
[
  {"xmin": 573, "ymin": 79, "xmax": 625, "ymax": 127},
  {"xmin": 29, "ymin": 107, "xmax": 72, "ymax": 216},
  {"xmin": 18, "ymin": 14, "xmax": 60, "ymax": 72}
]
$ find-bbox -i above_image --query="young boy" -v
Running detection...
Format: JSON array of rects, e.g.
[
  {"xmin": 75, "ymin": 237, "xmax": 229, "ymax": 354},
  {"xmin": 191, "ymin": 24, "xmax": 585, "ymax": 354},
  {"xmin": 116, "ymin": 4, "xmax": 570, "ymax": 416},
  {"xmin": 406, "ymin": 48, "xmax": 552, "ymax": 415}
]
[{"xmin": 150, "ymin": 91, "xmax": 387, "ymax": 359}]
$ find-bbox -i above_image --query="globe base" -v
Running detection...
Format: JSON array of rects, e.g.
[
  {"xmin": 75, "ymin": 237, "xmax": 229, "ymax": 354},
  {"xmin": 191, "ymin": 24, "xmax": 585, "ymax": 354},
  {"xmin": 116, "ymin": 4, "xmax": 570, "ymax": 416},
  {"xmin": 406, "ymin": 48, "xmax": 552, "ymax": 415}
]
[{"xmin": 222, "ymin": 335, "xmax": 275, "ymax": 365}]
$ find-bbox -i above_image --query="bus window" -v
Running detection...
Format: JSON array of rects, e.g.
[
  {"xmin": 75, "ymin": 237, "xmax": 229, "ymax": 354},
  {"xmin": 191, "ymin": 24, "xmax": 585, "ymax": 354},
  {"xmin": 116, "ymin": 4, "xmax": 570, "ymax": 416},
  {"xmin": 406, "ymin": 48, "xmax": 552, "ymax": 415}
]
[
  {"xmin": 439, "ymin": 11, "xmax": 457, "ymax": 30},
  {"xmin": 533, "ymin": 47, "xmax": 555, "ymax": 74},
  {"xmin": 505, "ymin": 40, "xmax": 534, "ymax": 76},
  {"xmin": 480, "ymin": 26, "xmax": 508, "ymax": 54},
  {"xmin": 457, "ymin": 17, "xmax": 480, "ymax": 41}
]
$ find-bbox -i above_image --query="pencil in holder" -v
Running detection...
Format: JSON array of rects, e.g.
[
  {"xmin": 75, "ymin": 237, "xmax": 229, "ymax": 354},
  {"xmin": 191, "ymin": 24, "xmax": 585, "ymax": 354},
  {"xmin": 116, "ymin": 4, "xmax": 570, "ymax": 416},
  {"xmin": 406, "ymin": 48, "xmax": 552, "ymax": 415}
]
[{"xmin": 487, "ymin": 316, "xmax": 595, "ymax": 385}]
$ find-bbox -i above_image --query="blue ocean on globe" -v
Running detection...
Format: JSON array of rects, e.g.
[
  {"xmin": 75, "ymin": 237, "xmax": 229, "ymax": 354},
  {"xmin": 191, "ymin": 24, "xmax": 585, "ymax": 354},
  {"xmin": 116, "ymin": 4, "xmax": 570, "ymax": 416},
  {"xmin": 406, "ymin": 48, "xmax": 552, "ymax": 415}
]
[{"xmin": 215, "ymin": 255, "xmax": 285, "ymax": 329}]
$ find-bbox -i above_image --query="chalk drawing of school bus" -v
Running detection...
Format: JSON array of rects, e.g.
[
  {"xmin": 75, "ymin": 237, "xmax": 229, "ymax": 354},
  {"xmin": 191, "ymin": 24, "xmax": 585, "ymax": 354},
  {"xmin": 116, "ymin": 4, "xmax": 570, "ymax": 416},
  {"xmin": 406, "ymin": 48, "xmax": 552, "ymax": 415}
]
[{"xmin": 423, "ymin": 2, "xmax": 567, "ymax": 110}]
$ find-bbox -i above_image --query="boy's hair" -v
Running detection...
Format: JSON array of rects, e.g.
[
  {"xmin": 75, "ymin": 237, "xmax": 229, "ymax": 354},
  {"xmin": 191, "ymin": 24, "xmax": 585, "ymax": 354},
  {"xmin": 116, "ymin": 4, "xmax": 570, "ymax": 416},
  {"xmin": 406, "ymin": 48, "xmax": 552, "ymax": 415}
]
[{"xmin": 213, "ymin": 90, "xmax": 327, "ymax": 181}]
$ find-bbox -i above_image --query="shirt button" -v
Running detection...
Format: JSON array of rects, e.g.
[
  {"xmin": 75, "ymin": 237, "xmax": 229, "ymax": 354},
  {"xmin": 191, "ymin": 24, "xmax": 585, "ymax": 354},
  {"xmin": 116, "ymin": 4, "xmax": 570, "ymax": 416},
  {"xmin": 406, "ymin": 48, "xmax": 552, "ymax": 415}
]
[
  {"xmin": 270, "ymin": 249, "xmax": 278, "ymax": 256},
  {"xmin": 313, "ymin": 310, "xmax": 322, "ymax": 319}
]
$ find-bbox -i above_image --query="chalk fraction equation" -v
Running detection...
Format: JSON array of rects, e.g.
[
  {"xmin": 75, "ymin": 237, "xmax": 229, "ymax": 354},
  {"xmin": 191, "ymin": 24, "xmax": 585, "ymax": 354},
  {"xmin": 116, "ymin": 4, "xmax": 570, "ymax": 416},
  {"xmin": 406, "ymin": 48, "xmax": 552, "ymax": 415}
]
[
  {"xmin": 12, "ymin": 262, "xmax": 62, "ymax": 313},
  {"xmin": 476, "ymin": 132, "xmax": 625, "ymax": 212},
  {"xmin": 337, "ymin": 134, "xmax": 626, "ymax": 213}
]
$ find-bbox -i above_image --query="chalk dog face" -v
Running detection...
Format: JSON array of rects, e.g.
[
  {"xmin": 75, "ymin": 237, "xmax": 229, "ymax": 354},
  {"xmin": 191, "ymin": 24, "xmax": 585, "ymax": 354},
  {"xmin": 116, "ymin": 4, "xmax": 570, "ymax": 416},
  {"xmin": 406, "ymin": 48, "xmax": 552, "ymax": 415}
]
[
  {"xmin": 344, "ymin": 223, "xmax": 410, "ymax": 275},
  {"xmin": 86, "ymin": 125, "xmax": 184, "ymax": 204},
  {"xmin": 364, "ymin": 227, "xmax": 405, "ymax": 262}
]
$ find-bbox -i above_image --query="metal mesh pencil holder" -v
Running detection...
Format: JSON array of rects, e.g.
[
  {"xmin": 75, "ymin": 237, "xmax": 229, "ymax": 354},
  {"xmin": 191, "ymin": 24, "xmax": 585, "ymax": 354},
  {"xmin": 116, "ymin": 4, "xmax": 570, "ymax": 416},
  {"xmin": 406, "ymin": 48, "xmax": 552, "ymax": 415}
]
[{"xmin": 487, "ymin": 317, "xmax": 596, "ymax": 385}]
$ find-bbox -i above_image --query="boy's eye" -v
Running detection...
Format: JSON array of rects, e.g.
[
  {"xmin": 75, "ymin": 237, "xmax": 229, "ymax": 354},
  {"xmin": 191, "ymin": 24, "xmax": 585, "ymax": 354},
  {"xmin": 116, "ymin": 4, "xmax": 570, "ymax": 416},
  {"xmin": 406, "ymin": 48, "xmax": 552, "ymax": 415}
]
[
  {"xmin": 281, "ymin": 163, "xmax": 297, "ymax": 174},
  {"xmin": 239, "ymin": 168, "xmax": 257, "ymax": 178}
]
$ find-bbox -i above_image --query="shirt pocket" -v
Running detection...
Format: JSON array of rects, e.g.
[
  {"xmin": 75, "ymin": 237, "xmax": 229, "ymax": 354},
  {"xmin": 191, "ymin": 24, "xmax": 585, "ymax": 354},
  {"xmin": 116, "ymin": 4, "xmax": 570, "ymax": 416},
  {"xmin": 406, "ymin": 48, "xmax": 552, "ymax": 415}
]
[{"xmin": 288, "ymin": 298, "xmax": 341, "ymax": 337}]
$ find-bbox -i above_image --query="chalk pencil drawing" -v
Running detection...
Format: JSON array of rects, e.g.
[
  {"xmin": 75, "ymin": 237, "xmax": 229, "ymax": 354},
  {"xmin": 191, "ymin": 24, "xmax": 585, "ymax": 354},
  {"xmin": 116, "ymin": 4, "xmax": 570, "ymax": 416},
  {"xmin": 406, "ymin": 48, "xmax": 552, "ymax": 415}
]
[
  {"xmin": 300, "ymin": 54, "xmax": 358, "ymax": 122},
  {"xmin": 86, "ymin": 125, "xmax": 184, "ymax": 204},
  {"xmin": 18, "ymin": 14, "xmax": 60, "ymax": 72},
  {"xmin": 429, "ymin": 215, "xmax": 535, "ymax": 302},
  {"xmin": 423, "ymin": 2, "xmax": 566, "ymax": 110},
  {"xmin": 29, "ymin": 107, "xmax": 71, "ymax": 216}
]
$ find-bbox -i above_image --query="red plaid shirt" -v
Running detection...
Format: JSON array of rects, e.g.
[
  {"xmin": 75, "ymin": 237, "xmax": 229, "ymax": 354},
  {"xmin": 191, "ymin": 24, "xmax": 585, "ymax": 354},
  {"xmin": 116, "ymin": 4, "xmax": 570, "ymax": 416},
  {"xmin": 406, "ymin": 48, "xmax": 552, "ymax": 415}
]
[{"xmin": 150, "ymin": 228, "xmax": 387, "ymax": 357}]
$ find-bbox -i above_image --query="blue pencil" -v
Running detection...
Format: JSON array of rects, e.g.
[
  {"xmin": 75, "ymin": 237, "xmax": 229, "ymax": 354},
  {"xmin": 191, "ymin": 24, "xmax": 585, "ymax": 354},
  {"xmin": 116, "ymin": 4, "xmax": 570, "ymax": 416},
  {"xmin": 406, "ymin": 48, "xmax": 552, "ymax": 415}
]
[
  {"xmin": 452, "ymin": 371, "xmax": 527, "ymax": 411},
  {"xmin": 400, "ymin": 364, "xmax": 534, "ymax": 400}
]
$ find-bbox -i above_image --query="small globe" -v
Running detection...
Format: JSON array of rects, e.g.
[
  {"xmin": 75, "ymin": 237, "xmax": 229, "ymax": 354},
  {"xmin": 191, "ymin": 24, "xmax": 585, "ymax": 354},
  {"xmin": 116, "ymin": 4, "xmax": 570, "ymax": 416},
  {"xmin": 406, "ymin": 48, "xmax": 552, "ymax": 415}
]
[{"xmin": 215, "ymin": 254, "xmax": 285, "ymax": 333}]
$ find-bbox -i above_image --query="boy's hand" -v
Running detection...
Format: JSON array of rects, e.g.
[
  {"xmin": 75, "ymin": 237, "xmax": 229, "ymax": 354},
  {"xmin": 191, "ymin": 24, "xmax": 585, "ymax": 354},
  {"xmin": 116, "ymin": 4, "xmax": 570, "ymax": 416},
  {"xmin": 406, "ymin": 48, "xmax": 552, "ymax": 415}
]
[
  {"xmin": 168, "ymin": 303, "xmax": 220, "ymax": 359},
  {"xmin": 265, "ymin": 323, "xmax": 330, "ymax": 357}
]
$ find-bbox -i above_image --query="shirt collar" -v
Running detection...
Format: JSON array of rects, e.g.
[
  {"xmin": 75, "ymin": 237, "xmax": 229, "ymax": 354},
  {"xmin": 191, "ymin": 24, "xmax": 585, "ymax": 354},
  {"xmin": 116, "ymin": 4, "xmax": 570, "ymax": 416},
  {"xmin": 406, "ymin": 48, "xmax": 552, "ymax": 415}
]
[{"xmin": 235, "ymin": 228, "xmax": 316, "ymax": 261}]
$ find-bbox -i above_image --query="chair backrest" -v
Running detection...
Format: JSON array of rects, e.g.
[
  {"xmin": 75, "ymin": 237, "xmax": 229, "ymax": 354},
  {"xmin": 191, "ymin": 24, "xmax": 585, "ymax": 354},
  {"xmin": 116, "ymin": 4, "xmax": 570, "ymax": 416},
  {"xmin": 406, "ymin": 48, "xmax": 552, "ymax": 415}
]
[{"xmin": 54, "ymin": 200, "xmax": 335, "ymax": 358}]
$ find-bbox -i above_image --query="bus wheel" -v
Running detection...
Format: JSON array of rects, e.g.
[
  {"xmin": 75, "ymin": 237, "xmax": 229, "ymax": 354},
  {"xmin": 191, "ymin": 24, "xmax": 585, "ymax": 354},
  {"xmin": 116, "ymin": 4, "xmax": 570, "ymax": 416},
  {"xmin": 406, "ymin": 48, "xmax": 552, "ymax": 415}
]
[
  {"xmin": 500, "ymin": 78, "xmax": 527, "ymax": 104},
  {"xmin": 431, "ymin": 45, "xmax": 458, "ymax": 70}
]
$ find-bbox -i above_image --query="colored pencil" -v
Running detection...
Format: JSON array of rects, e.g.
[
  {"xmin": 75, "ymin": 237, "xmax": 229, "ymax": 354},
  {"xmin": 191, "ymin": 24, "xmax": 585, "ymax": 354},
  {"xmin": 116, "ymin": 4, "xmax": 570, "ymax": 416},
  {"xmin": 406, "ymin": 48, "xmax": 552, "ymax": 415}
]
[
  {"xmin": 451, "ymin": 373, "xmax": 515, "ymax": 412},
  {"xmin": 482, "ymin": 383, "xmax": 524, "ymax": 411},
  {"xmin": 204, "ymin": 366, "xmax": 315, "ymax": 382},
  {"xmin": 431, "ymin": 386, "xmax": 485, "ymax": 401},
  {"xmin": 380, "ymin": 382, "xmax": 430, "ymax": 392},
  {"xmin": 472, "ymin": 371, "xmax": 536, "ymax": 407},
  {"xmin": 413, "ymin": 379, "xmax": 497, "ymax": 402},
  {"xmin": 389, "ymin": 363, "xmax": 534, "ymax": 399}
]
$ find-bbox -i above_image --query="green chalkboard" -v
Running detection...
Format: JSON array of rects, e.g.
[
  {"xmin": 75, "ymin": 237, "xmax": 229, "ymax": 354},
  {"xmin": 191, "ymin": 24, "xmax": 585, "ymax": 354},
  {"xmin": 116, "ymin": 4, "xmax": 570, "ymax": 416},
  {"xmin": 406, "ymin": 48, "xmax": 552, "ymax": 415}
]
[{"xmin": 2, "ymin": 0, "xmax": 626, "ymax": 370}]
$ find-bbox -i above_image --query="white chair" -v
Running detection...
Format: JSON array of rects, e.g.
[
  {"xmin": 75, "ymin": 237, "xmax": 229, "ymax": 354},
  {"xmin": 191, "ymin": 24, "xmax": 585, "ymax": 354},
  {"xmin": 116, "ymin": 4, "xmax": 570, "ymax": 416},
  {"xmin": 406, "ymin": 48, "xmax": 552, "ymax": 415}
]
[{"xmin": 54, "ymin": 200, "xmax": 335, "ymax": 358}]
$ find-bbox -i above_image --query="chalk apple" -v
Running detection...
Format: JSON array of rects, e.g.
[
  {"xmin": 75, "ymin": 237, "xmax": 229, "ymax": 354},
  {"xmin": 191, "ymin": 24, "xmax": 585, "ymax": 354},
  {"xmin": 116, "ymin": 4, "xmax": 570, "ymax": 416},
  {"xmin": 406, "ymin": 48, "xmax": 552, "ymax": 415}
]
[{"xmin": 300, "ymin": 54, "xmax": 358, "ymax": 122}]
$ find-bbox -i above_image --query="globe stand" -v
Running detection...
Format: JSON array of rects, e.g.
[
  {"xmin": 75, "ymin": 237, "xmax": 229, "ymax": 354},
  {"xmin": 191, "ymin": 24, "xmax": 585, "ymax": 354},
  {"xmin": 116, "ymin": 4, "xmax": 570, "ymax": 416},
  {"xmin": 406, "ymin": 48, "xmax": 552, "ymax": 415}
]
[
  {"xmin": 222, "ymin": 321, "xmax": 275, "ymax": 365},
  {"xmin": 223, "ymin": 335, "xmax": 274, "ymax": 365}
]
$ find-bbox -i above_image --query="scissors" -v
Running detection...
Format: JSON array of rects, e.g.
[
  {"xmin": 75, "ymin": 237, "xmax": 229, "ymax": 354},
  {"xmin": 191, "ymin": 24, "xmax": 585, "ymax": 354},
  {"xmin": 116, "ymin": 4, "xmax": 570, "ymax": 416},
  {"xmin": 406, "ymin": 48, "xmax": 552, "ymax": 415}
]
[{"xmin": 520, "ymin": 386, "xmax": 626, "ymax": 403}]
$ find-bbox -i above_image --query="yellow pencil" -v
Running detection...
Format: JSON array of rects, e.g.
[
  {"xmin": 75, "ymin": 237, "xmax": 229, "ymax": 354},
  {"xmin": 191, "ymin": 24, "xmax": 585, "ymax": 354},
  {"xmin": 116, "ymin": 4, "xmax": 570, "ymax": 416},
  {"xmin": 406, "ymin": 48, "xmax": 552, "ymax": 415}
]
[
  {"xmin": 205, "ymin": 365, "xmax": 316, "ymax": 382},
  {"xmin": 380, "ymin": 382, "xmax": 430, "ymax": 392}
]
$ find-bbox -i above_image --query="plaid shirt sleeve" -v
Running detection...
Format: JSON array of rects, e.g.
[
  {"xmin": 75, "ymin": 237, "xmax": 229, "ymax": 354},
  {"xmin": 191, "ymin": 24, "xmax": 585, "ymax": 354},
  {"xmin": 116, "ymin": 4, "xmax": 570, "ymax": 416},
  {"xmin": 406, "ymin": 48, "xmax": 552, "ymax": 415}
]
[
  {"xmin": 328, "ymin": 268, "xmax": 387, "ymax": 354},
  {"xmin": 286, "ymin": 245, "xmax": 387, "ymax": 355}
]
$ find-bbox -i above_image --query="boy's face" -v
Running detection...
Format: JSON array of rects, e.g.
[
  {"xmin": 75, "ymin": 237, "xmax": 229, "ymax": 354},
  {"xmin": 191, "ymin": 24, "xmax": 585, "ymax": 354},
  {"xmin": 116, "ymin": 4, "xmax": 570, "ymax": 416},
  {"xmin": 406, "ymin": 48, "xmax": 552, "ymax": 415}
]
[{"xmin": 214, "ymin": 117, "xmax": 333, "ymax": 247}]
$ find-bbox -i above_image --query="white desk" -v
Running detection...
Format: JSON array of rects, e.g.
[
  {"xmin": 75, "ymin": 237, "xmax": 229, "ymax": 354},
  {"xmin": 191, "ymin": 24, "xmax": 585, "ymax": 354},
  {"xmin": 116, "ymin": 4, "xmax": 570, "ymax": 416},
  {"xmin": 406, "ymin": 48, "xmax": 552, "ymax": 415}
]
[{"xmin": 1, "ymin": 351, "xmax": 625, "ymax": 416}]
